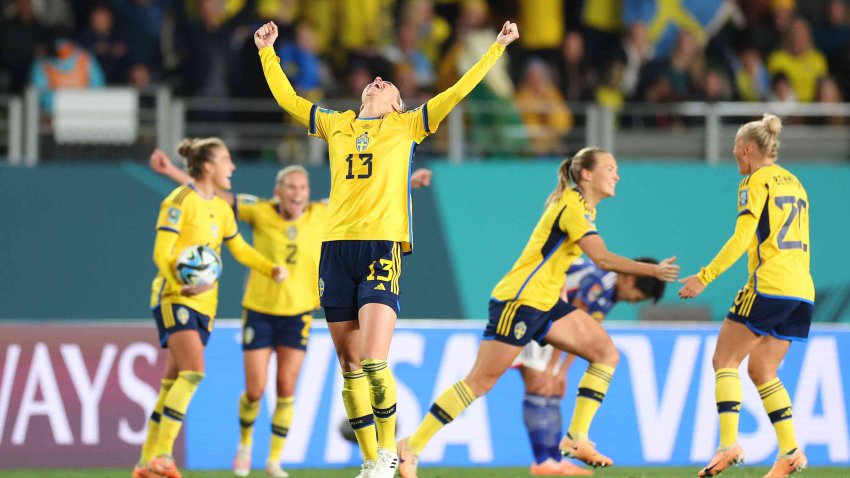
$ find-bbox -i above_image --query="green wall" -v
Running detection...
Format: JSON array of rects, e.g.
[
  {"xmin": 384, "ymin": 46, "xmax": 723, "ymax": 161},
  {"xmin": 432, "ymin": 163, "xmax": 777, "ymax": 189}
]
[{"xmin": 430, "ymin": 161, "xmax": 850, "ymax": 322}]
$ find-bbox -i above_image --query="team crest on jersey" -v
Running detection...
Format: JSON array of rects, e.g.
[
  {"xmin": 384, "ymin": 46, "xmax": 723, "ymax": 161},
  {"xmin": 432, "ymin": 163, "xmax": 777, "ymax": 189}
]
[
  {"xmin": 286, "ymin": 225, "xmax": 298, "ymax": 240},
  {"xmin": 356, "ymin": 133, "xmax": 369, "ymax": 152},
  {"xmin": 211, "ymin": 224, "xmax": 219, "ymax": 239},
  {"xmin": 318, "ymin": 278, "xmax": 325, "ymax": 297},
  {"xmin": 739, "ymin": 189, "xmax": 749, "ymax": 206},
  {"xmin": 243, "ymin": 326, "xmax": 255, "ymax": 345},
  {"xmin": 513, "ymin": 321, "xmax": 527, "ymax": 340},
  {"xmin": 176, "ymin": 307, "xmax": 190, "ymax": 325},
  {"xmin": 167, "ymin": 207, "xmax": 181, "ymax": 225}
]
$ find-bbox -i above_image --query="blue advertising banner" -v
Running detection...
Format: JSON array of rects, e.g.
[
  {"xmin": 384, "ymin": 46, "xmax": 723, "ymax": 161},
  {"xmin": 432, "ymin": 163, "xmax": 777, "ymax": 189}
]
[{"xmin": 187, "ymin": 322, "xmax": 850, "ymax": 469}]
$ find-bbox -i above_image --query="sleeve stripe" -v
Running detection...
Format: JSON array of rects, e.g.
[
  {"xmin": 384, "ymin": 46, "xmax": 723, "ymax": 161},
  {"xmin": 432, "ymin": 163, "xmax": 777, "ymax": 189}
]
[
  {"xmin": 158, "ymin": 226, "xmax": 179, "ymax": 234},
  {"xmin": 224, "ymin": 231, "xmax": 240, "ymax": 241},
  {"xmin": 582, "ymin": 231, "xmax": 599, "ymax": 238},
  {"xmin": 422, "ymin": 102, "xmax": 431, "ymax": 133},
  {"xmin": 309, "ymin": 104, "xmax": 318, "ymax": 135}
]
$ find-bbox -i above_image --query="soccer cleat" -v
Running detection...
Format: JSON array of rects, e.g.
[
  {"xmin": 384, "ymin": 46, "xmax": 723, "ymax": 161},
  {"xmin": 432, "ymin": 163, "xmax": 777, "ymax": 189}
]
[
  {"xmin": 397, "ymin": 437, "xmax": 420, "ymax": 478},
  {"xmin": 132, "ymin": 462, "xmax": 150, "ymax": 478},
  {"xmin": 147, "ymin": 455, "xmax": 183, "ymax": 478},
  {"xmin": 763, "ymin": 449, "xmax": 807, "ymax": 478},
  {"xmin": 372, "ymin": 448, "xmax": 399, "ymax": 478},
  {"xmin": 354, "ymin": 459, "xmax": 376, "ymax": 478},
  {"xmin": 559, "ymin": 434, "xmax": 613, "ymax": 468},
  {"xmin": 529, "ymin": 458, "xmax": 594, "ymax": 476},
  {"xmin": 265, "ymin": 460, "xmax": 290, "ymax": 478},
  {"xmin": 697, "ymin": 443, "xmax": 745, "ymax": 477},
  {"xmin": 233, "ymin": 445, "xmax": 252, "ymax": 477}
]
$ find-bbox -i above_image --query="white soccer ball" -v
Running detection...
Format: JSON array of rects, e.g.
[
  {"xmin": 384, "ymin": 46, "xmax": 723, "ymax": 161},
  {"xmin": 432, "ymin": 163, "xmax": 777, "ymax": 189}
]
[{"xmin": 175, "ymin": 245, "xmax": 222, "ymax": 286}]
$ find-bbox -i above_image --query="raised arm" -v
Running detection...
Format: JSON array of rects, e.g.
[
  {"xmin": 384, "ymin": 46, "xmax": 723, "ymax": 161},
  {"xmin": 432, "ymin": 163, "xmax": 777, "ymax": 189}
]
[
  {"xmin": 424, "ymin": 21, "xmax": 519, "ymax": 128},
  {"xmin": 679, "ymin": 212, "xmax": 758, "ymax": 298},
  {"xmin": 255, "ymin": 21, "xmax": 315, "ymax": 127},
  {"xmin": 149, "ymin": 149, "xmax": 235, "ymax": 206},
  {"xmin": 577, "ymin": 234, "xmax": 679, "ymax": 282}
]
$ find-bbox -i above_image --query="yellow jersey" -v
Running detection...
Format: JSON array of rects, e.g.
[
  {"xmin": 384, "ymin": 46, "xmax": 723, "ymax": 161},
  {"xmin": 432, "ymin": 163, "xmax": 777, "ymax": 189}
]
[
  {"xmin": 260, "ymin": 42, "xmax": 507, "ymax": 253},
  {"xmin": 150, "ymin": 184, "xmax": 239, "ymax": 318},
  {"xmin": 491, "ymin": 188, "xmax": 598, "ymax": 310},
  {"xmin": 738, "ymin": 165, "xmax": 813, "ymax": 301},
  {"xmin": 237, "ymin": 195, "xmax": 327, "ymax": 315}
]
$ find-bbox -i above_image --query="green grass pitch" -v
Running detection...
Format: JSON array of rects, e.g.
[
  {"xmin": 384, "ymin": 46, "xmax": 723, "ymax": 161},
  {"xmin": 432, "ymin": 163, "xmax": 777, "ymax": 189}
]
[{"xmin": 1, "ymin": 468, "xmax": 849, "ymax": 478}]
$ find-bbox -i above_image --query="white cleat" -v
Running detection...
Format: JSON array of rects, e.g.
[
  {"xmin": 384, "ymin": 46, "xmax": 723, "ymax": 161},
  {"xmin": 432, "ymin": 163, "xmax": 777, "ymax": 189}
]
[
  {"xmin": 265, "ymin": 460, "xmax": 290, "ymax": 478},
  {"xmin": 372, "ymin": 448, "xmax": 399, "ymax": 478},
  {"xmin": 233, "ymin": 445, "xmax": 252, "ymax": 477},
  {"xmin": 355, "ymin": 459, "xmax": 377, "ymax": 478}
]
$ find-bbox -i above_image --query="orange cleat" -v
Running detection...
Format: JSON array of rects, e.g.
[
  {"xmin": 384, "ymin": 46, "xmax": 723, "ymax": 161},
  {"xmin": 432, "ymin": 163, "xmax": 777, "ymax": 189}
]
[
  {"xmin": 147, "ymin": 455, "xmax": 183, "ymax": 478},
  {"xmin": 132, "ymin": 462, "xmax": 150, "ymax": 478},
  {"xmin": 558, "ymin": 460, "xmax": 595, "ymax": 476},
  {"xmin": 698, "ymin": 443, "xmax": 745, "ymax": 477},
  {"xmin": 530, "ymin": 458, "xmax": 594, "ymax": 476},
  {"xmin": 559, "ymin": 434, "xmax": 613, "ymax": 468},
  {"xmin": 397, "ymin": 437, "xmax": 420, "ymax": 478},
  {"xmin": 763, "ymin": 449, "xmax": 807, "ymax": 478}
]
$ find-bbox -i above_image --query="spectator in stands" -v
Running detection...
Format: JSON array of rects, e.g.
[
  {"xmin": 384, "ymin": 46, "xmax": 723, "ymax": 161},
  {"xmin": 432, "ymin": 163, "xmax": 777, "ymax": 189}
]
[
  {"xmin": 815, "ymin": 75, "xmax": 847, "ymax": 125},
  {"xmin": 813, "ymin": 0, "xmax": 850, "ymax": 64},
  {"xmin": 516, "ymin": 59, "xmax": 573, "ymax": 156},
  {"xmin": 658, "ymin": 30, "xmax": 705, "ymax": 101},
  {"xmin": 620, "ymin": 22, "xmax": 655, "ymax": 99},
  {"xmin": 699, "ymin": 67, "xmax": 733, "ymax": 102},
  {"xmin": 112, "ymin": 0, "xmax": 172, "ymax": 77},
  {"xmin": 622, "ymin": 0, "xmax": 708, "ymax": 61},
  {"xmin": 582, "ymin": 0, "xmax": 624, "ymax": 73},
  {"xmin": 0, "ymin": 0, "xmax": 45, "ymax": 93},
  {"xmin": 403, "ymin": 0, "xmax": 451, "ymax": 70},
  {"xmin": 769, "ymin": 72, "xmax": 797, "ymax": 103},
  {"xmin": 78, "ymin": 3, "xmax": 129, "ymax": 84},
  {"xmin": 278, "ymin": 23, "xmax": 324, "ymax": 101},
  {"xmin": 29, "ymin": 30, "xmax": 106, "ymax": 115},
  {"xmin": 174, "ymin": 0, "xmax": 239, "ymax": 98},
  {"xmin": 746, "ymin": 0, "xmax": 796, "ymax": 56},
  {"xmin": 733, "ymin": 45, "xmax": 771, "ymax": 101},
  {"xmin": 383, "ymin": 21, "xmax": 436, "ymax": 91},
  {"xmin": 767, "ymin": 17, "xmax": 829, "ymax": 102},
  {"xmin": 516, "ymin": 0, "xmax": 564, "ymax": 76},
  {"xmin": 596, "ymin": 59, "xmax": 626, "ymax": 111},
  {"xmin": 560, "ymin": 31, "xmax": 596, "ymax": 102}
]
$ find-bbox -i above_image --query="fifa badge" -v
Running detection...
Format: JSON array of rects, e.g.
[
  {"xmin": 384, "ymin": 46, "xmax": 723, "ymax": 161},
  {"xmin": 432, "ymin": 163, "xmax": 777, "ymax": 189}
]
[
  {"xmin": 243, "ymin": 326, "xmax": 255, "ymax": 345},
  {"xmin": 356, "ymin": 133, "xmax": 369, "ymax": 153},
  {"xmin": 513, "ymin": 321, "xmax": 527, "ymax": 340},
  {"xmin": 167, "ymin": 207, "xmax": 181, "ymax": 225},
  {"xmin": 739, "ymin": 189, "xmax": 749, "ymax": 206},
  {"xmin": 319, "ymin": 278, "xmax": 325, "ymax": 297},
  {"xmin": 176, "ymin": 307, "xmax": 190, "ymax": 325},
  {"xmin": 287, "ymin": 225, "xmax": 298, "ymax": 240}
]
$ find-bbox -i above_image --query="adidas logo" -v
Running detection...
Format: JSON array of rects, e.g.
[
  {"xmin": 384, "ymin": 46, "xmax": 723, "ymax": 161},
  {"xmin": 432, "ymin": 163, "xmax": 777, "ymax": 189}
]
[{"xmin": 374, "ymin": 283, "xmax": 386, "ymax": 291}]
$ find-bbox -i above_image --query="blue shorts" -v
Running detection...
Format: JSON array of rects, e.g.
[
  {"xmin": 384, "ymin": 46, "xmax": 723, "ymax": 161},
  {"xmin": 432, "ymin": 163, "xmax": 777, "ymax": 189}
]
[
  {"xmin": 319, "ymin": 240, "xmax": 403, "ymax": 322},
  {"xmin": 727, "ymin": 286, "xmax": 813, "ymax": 341},
  {"xmin": 483, "ymin": 299, "xmax": 578, "ymax": 346},
  {"xmin": 153, "ymin": 303, "xmax": 212, "ymax": 349},
  {"xmin": 242, "ymin": 309, "xmax": 313, "ymax": 351}
]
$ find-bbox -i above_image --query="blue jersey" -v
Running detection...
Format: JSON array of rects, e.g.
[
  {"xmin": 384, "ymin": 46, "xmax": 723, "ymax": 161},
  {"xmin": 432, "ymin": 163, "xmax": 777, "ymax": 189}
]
[{"xmin": 564, "ymin": 259, "xmax": 617, "ymax": 321}]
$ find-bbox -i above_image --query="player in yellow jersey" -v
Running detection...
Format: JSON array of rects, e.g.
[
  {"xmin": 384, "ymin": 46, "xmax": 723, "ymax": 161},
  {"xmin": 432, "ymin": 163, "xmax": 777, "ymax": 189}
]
[
  {"xmin": 150, "ymin": 152, "xmax": 432, "ymax": 478},
  {"xmin": 679, "ymin": 114, "xmax": 813, "ymax": 478},
  {"xmin": 254, "ymin": 19, "xmax": 520, "ymax": 478},
  {"xmin": 134, "ymin": 138, "xmax": 286, "ymax": 478},
  {"xmin": 397, "ymin": 147, "xmax": 680, "ymax": 478}
]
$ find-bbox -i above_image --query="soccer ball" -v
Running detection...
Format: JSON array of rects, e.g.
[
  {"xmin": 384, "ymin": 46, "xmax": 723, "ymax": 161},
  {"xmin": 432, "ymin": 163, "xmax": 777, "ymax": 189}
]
[{"xmin": 176, "ymin": 245, "xmax": 222, "ymax": 286}]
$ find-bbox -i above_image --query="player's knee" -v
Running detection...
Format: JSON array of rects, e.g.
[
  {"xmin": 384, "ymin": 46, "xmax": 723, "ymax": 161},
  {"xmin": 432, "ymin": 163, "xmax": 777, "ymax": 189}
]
[
  {"xmin": 245, "ymin": 387, "xmax": 264, "ymax": 402},
  {"xmin": 711, "ymin": 350, "xmax": 740, "ymax": 371},
  {"xmin": 276, "ymin": 377, "xmax": 296, "ymax": 397},
  {"xmin": 588, "ymin": 340, "xmax": 619, "ymax": 367},
  {"xmin": 747, "ymin": 362, "xmax": 776, "ymax": 385}
]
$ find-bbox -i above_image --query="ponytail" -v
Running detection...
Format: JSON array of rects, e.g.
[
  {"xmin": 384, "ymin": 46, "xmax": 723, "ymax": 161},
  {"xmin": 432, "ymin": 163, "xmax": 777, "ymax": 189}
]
[{"xmin": 545, "ymin": 147, "xmax": 606, "ymax": 206}]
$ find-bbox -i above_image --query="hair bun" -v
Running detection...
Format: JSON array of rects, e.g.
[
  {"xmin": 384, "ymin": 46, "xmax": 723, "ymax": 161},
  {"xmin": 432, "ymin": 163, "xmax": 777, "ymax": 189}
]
[{"xmin": 762, "ymin": 114, "xmax": 783, "ymax": 136}]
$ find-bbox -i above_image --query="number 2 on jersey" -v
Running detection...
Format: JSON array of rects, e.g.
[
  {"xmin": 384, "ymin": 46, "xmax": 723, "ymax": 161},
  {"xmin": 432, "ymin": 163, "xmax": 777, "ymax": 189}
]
[
  {"xmin": 345, "ymin": 153, "xmax": 373, "ymax": 179},
  {"xmin": 774, "ymin": 195, "xmax": 808, "ymax": 251}
]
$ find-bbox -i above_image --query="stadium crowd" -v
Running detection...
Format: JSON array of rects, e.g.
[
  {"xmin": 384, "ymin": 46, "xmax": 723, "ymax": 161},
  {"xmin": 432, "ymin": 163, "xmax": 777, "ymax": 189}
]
[{"xmin": 1, "ymin": 0, "xmax": 849, "ymax": 155}]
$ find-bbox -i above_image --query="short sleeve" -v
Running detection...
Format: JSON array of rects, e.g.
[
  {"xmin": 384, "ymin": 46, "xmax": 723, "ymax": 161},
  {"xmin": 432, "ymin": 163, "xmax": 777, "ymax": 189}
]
[
  {"xmin": 558, "ymin": 200, "xmax": 598, "ymax": 240},
  {"xmin": 397, "ymin": 105, "xmax": 433, "ymax": 143},
  {"xmin": 155, "ymin": 200, "xmax": 184, "ymax": 234},
  {"xmin": 309, "ymin": 107, "xmax": 343, "ymax": 140},
  {"xmin": 737, "ymin": 175, "xmax": 769, "ymax": 221},
  {"xmin": 235, "ymin": 194, "xmax": 260, "ymax": 224}
]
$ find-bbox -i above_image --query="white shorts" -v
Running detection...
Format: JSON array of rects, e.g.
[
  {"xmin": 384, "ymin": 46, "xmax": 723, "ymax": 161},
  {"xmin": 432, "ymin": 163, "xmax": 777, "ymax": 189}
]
[{"xmin": 512, "ymin": 341, "xmax": 562, "ymax": 373}]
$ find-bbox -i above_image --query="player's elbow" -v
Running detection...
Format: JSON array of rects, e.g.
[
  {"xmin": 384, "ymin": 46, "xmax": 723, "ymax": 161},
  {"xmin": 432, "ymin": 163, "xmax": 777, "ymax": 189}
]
[{"xmin": 593, "ymin": 254, "xmax": 615, "ymax": 271}]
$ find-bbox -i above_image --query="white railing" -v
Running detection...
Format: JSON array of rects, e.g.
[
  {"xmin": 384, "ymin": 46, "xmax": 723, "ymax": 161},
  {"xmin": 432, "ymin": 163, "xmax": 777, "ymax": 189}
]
[{"xmin": 7, "ymin": 87, "xmax": 850, "ymax": 165}]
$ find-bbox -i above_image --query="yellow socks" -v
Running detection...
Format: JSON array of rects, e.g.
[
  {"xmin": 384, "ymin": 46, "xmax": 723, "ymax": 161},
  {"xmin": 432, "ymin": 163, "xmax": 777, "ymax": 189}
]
[
  {"xmin": 408, "ymin": 380, "xmax": 476, "ymax": 453},
  {"xmin": 758, "ymin": 378, "xmax": 798, "ymax": 454},
  {"xmin": 268, "ymin": 396, "xmax": 294, "ymax": 464},
  {"xmin": 140, "ymin": 378, "xmax": 175, "ymax": 463},
  {"xmin": 342, "ymin": 369, "xmax": 378, "ymax": 461},
  {"xmin": 715, "ymin": 368, "xmax": 742, "ymax": 448},
  {"xmin": 156, "ymin": 371, "xmax": 204, "ymax": 456},
  {"xmin": 567, "ymin": 363, "xmax": 614, "ymax": 441},
  {"xmin": 362, "ymin": 359, "xmax": 398, "ymax": 450},
  {"xmin": 238, "ymin": 392, "xmax": 261, "ymax": 448}
]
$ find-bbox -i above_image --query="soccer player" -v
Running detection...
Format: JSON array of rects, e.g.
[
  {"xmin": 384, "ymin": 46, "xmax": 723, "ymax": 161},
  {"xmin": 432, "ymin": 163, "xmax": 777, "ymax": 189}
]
[
  {"xmin": 254, "ymin": 19, "xmax": 520, "ymax": 478},
  {"xmin": 397, "ymin": 147, "xmax": 680, "ymax": 478},
  {"xmin": 134, "ymin": 138, "xmax": 286, "ymax": 478},
  {"xmin": 518, "ymin": 257, "xmax": 665, "ymax": 477},
  {"xmin": 679, "ymin": 114, "xmax": 812, "ymax": 478},
  {"xmin": 150, "ymin": 152, "xmax": 433, "ymax": 478}
]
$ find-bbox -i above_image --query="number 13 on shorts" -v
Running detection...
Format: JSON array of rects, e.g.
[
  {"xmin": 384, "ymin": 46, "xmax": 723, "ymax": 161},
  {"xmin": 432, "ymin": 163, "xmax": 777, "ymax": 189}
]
[{"xmin": 367, "ymin": 242, "xmax": 401, "ymax": 295}]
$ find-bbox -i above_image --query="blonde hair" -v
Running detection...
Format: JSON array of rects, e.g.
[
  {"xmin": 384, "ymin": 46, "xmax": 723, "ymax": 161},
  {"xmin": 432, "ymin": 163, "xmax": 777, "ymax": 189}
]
[
  {"xmin": 276, "ymin": 165, "xmax": 309, "ymax": 185},
  {"xmin": 738, "ymin": 114, "xmax": 783, "ymax": 158},
  {"xmin": 545, "ymin": 147, "xmax": 606, "ymax": 206},
  {"xmin": 177, "ymin": 137, "xmax": 226, "ymax": 179}
]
